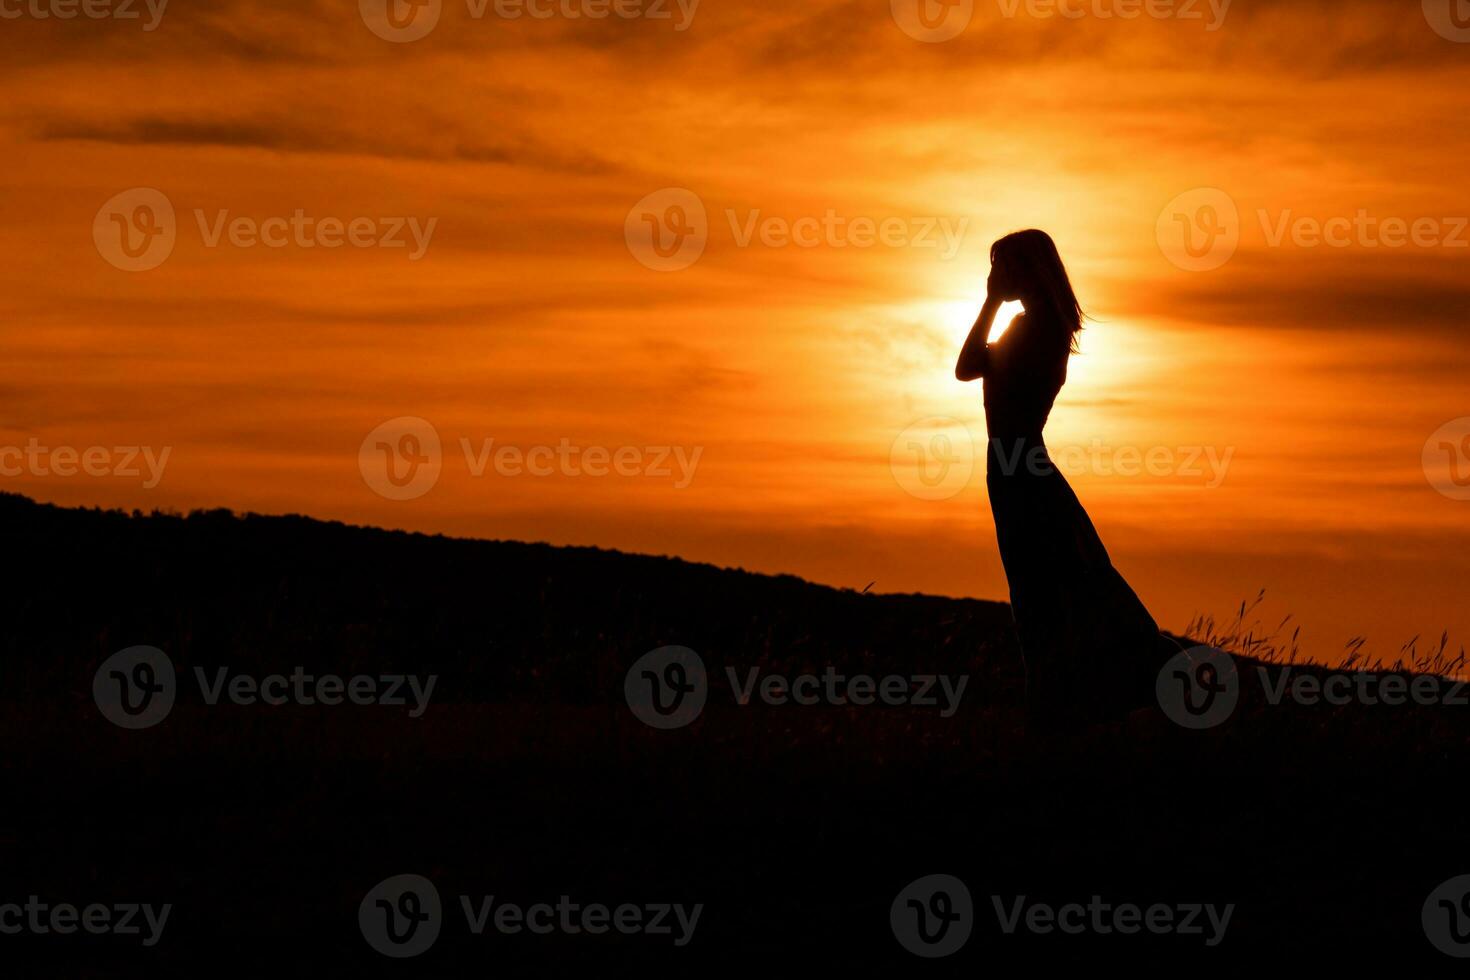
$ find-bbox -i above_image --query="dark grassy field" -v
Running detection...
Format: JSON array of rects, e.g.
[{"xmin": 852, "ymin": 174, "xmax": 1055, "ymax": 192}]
[{"xmin": 2, "ymin": 492, "xmax": 1468, "ymax": 974}]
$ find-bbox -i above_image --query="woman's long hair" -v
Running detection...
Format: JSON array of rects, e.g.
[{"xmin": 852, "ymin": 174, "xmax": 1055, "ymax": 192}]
[{"xmin": 991, "ymin": 229, "xmax": 1085, "ymax": 352}]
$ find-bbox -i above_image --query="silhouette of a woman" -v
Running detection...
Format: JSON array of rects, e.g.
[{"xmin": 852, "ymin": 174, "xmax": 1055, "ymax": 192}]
[{"xmin": 955, "ymin": 230, "xmax": 1161, "ymax": 727}]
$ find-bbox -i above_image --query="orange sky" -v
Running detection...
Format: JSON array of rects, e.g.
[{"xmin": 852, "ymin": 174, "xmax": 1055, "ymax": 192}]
[{"xmin": 3, "ymin": 0, "xmax": 1469, "ymax": 663}]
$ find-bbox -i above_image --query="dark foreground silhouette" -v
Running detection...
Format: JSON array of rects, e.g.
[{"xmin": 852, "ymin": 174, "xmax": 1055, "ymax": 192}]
[{"xmin": 1, "ymin": 493, "xmax": 1468, "ymax": 972}]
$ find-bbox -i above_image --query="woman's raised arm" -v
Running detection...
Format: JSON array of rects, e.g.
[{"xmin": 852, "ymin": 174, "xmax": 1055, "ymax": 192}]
[{"xmin": 955, "ymin": 296, "xmax": 1002, "ymax": 382}]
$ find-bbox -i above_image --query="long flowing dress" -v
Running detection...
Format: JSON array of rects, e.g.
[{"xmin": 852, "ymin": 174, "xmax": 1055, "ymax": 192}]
[{"xmin": 982, "ymin": 311, "xmax": 1163, "ymax": 726}]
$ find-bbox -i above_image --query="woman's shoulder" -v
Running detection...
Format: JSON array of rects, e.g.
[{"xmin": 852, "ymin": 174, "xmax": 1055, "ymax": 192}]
[
  {"xmin": 1006, "ymin": 310, "xmax": 1071, "ymax": 365},
  {"xmin": 1024, "ymin": 309, "xmax": 1070, "ymax": 344}
]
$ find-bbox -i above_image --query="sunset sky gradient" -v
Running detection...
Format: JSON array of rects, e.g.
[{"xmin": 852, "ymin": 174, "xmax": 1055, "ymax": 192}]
[{"xmin": 3, "ymin": 0, "xmax": 1469, "ymax": 661}]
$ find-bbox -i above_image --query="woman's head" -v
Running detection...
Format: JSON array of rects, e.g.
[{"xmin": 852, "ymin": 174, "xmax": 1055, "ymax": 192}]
[{"xmin": 989, "ymin": 229, "xmax": 1084, "ymax": 351}]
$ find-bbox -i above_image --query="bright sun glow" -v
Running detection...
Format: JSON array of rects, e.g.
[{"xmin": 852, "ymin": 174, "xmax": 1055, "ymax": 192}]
[
  {"xmin": 913, "ymin": 299, "xmax": 1153, "ymax": 416},
  {"xmin": 933, "ymin": 298, "xmax": 1027, "ymax": 347},
  {"xmin": 910, "ymin": 298, "xmax": 1035, "ymax": 404},
  {"xmin": 988, "ymin": 301, "xmax": 1027, "ymax": 342}
]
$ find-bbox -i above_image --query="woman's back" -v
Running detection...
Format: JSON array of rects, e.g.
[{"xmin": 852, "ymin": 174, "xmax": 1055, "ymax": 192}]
[{"xmin": 982, "ymin": 311, "xmax": 1070, "ymax": 443}]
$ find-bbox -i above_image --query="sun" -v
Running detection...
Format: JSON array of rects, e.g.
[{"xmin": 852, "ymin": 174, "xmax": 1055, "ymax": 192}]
[
  {"xmin": 988, "ymin": 301, "xmax": 1027, "ymax": 342},
  {"xmin": 933, "ymin": 298, "xmax": 1027, "ymax": 347}
]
